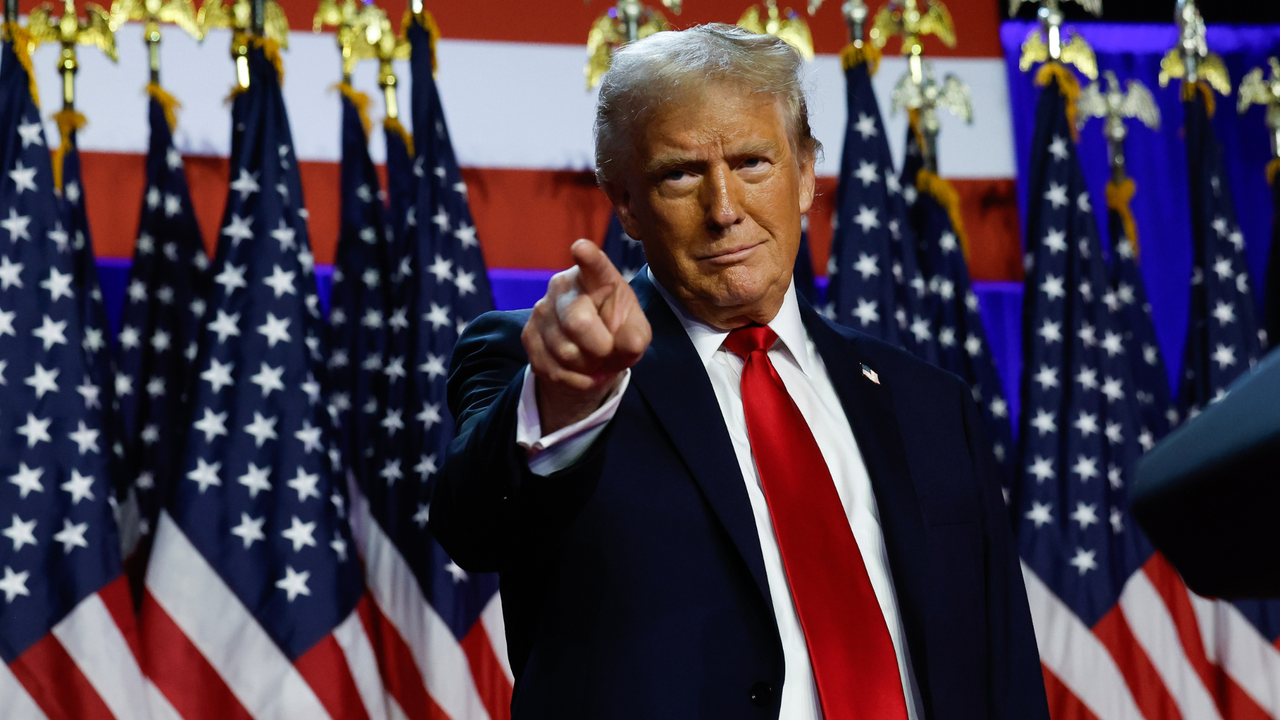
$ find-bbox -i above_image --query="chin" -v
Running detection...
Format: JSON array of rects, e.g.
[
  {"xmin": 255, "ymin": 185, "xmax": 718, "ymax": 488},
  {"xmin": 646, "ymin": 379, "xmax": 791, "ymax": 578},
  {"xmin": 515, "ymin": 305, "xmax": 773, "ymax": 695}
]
[{"xmin": 707, "ymin": 266, "xmax": 782, "ymax": 308}]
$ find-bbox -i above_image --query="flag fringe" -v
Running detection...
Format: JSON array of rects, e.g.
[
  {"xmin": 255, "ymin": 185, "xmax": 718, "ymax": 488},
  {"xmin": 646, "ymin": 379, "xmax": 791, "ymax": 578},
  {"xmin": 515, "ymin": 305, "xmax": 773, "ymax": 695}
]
[
  {"xmin": 384, "ymin": 116, "xmax": 414, "ymax": 157},
  {"xmin": 1035, "ymin": 62, "xmax": 1082, "ymax": 142},
  {"xmin": 841, "ymin": 42, "xmax": 881, "ymax": 76},
  {"xmin": 146, "ymin": 82, "xmax": 182, "ymax": 133},
  {"xmin": 403, "ymin": 8, "xmax": 441, "ymax": 75},
  {"xmin": 1106, "ymin": 178, "xmax": 1141, "ymax": 259},
  {"xmin": 1181, "ymin": 80, "xmax": 1216, "ymax": 118},
  {"xmin": 51, "ymin": 109, "xmax": 87, "ymax": 193},
  {"xmin": 2, "ymin": 24, "xmax": 40, "ymax": 109},
  {"xmin": 336, "ymin": 82, "xmax": 372, "ymax": 137},
  {"xmin": 1267, "ymin": 158, "xmax": 1280, "ymax": 186}
]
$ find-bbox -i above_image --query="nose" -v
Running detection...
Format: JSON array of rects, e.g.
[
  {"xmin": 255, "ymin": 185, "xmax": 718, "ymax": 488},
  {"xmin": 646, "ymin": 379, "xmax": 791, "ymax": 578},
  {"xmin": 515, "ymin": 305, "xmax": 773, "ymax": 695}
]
[{"xmin": 703, "ymin": 164, "xmax": 745, "ymax": 233}]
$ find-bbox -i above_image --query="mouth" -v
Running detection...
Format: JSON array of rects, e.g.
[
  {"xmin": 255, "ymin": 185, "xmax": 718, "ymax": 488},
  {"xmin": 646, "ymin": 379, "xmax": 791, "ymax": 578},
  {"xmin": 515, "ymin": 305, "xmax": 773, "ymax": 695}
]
[{"xmin": 697, "ymin": 240, "xmax": 764, "ymax": 265}]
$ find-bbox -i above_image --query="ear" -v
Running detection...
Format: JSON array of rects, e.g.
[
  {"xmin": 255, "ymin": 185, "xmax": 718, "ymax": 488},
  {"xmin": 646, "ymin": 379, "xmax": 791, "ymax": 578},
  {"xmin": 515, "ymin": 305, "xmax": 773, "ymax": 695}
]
[
  {"xmin": 796, "ymin": 145, "xmax": 817, "ymax": 216},
  {"xmin": 603, "ymin": 179, "xmax": 644, "ymax": 240}
]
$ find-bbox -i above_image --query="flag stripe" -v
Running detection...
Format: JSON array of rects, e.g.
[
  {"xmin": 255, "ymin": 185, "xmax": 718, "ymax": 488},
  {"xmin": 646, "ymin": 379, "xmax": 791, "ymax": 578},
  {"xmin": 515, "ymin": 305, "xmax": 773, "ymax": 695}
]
[
  {"xmin": 146, "ymin": 511, "xmax": 334, "ymax": 720},
  {"xmin": 1117, "ymin": 569, "xmax": 1224, "ymax": 720},
  {"xmin": 9, "ymin": 634, "xmax": 118, "ymax": 720},
  {"xmin": 1092, "ymin": 606, "xmax": 1186, "ymax": 720},
  {"xmin": 140, "ymin": 590, "xmax": 256, "ymax": 720},
  {"xmin": 1189, "ymin": 593, "xmax": 1280, "ymax": 715},
  {"xmin": 1041, "ymin": 664, "xmax": 1104, "ymax": 720},
  {"xmin": 144, "ymin": 679, "xmax": 189, "ymax": 720},
  {"xmin": 50, "ymin": 589, "xmax": 150, "ymax": 720},
  {"xmin": 295, "ymin": 631, "xmax": 374, "ymax": 720},
  {"xmin": 0, "ymin": 655, "xmax": 50, "ymax": 720},
  {"xmin": 479, "ymin": 594, "xmax": 514, "ymax": 683},
  {"xmin": 1021, "ymin": 562, "xmax": 1145, "ymax": 720},
  {"xmin": 96, "ymin": 575, "xmax": 143, "ymax": 662},
  {"xmin": 359, "ymin": 595, "xmax": 451, "ymax": 720},
  {"xmin": 333, "ymin": 597, "xmax": 392, "ymax": 720},
  {"xmin": 348, "ymin": 485, "xmax": 493, "ymax": 720},
  {"xmin": 459, "ymin": 622, "xmax": 514, "ymax": 720}
]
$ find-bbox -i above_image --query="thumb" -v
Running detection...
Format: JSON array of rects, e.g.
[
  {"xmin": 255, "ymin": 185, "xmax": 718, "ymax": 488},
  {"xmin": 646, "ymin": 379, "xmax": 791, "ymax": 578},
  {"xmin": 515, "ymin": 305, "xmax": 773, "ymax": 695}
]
[{"xmin": 571, "ymin": 238, "xmax": 625, "ymax": 298}]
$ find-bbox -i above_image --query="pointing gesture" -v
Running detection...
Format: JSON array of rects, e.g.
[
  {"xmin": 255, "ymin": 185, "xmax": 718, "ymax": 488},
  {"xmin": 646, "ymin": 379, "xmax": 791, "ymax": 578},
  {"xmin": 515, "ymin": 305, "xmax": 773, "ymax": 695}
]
[{"xmin": 522, "ymin": 239, "xmax": 652, "ymax": 434}]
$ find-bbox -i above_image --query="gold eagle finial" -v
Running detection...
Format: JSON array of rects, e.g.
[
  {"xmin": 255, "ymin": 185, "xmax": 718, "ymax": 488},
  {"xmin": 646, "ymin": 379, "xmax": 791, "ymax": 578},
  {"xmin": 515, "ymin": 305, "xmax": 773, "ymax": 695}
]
[
  {"xmin": 870, "ymin": 0, "xmax": 955, "ymax": 56},
  {"xmin": 1239, "ymin": 58, "xmax": 1280, "ymax": 162},
  {"xmin": 738, "ymin": 0, "xmax": 815, "ymax": 61},
  {"xmin": 198, "ymin": 0, "xmax": 289, "ymax": 47},
  {"xmin": 1158, "ymin": 0, "xmax": 1229, "ymax": 96},
  {"xmin": 1015, "ymin": 0, "xmax": 1100, "ymax": 80},
  {"xmin": 585, "ymin": 0, "xmax": 680, "ymax": 89}
]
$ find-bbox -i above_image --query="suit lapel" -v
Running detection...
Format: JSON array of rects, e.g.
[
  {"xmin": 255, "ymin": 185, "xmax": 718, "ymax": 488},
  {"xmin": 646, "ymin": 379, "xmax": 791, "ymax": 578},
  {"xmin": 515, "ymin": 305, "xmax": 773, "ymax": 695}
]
[
  {"xmin": 800, "ymin": 302, "xmax": 934, "ymax": 708},
  {"xmin": 628, "ymin": 274, "xmax": 774, "ymax": 612}
]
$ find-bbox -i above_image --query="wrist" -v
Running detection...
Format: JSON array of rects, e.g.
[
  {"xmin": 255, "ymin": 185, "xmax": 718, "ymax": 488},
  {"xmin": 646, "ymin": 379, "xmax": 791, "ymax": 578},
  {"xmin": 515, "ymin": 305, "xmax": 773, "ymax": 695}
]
[{"xmin": 536, "ymin": 374, "xmax": 622, "ymax": 435}]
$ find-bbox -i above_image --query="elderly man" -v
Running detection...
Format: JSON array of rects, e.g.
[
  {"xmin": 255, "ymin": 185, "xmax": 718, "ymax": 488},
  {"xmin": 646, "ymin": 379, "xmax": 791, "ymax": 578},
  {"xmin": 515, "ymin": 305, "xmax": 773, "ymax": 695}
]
[{"xmin": 432, "ymin": 24, "xmax": 1048, "ymax": 720}]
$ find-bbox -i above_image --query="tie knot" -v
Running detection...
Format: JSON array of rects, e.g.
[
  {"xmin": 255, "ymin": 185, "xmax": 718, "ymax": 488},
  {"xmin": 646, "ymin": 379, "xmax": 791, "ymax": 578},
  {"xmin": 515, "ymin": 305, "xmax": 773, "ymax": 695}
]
[{"xmin": 723, "ymin": 325, "xmax": 778, "ymax": 360}]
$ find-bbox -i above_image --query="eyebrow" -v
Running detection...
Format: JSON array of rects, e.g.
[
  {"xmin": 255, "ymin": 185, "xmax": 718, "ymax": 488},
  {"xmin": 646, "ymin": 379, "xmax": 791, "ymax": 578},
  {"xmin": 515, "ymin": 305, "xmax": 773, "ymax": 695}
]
[{"xmin": 642, "ymin": 140, "xmax": 782, "ymax": 177}]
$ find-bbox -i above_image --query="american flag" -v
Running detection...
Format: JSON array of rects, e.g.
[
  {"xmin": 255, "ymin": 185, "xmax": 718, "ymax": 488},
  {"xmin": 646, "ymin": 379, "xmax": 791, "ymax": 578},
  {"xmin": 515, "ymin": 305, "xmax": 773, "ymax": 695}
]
[
  {"xmin": 383, "ymin": 115, "xmax": 414, "ymax": 270},
  {"xmin": 825, "ymin": 46, "xmax": 932, "ymax": 357},
  {"xmin": 600, "ymin": 213, "xmax": 645, "ymax": 282},
  {"xmin": 137, "ymin": 45, "xmax": 385, "ymax": 720},
  {"xmin": 328, "ymin": 86, "xmax": 393, "ymax": 490},
  {"xmin": 343, "ymin": 15, "xmax": 514, "ymax": 720},
  {"xmin": 1266, "ymin": 162, "xmax": 1280, "ymax": 346},
  {"xmin": 0, "ymin": 38, "xmax": 150, "ymax": 719},
  {"xmin": 115, "ymin": 90, "xmax": 209, "ymax": 578},
  {"xmin": 899, "ymin": 122, "xmax": 1016, "ymax": 507}
]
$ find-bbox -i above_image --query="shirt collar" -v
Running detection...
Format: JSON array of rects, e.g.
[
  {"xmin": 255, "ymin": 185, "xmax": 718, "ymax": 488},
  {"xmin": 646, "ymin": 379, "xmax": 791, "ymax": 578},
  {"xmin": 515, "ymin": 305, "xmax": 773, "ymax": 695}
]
[{"xmin": 646, "ymin": 267, "xmax": 816, "ymax": 378}]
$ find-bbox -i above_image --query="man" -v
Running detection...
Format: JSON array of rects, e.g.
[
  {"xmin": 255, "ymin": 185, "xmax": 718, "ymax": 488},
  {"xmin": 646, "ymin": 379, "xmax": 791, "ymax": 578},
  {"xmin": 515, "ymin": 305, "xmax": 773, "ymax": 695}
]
[{"xmin": 432, "ymin": 25, "xmax": 1048, "ymax": 720}]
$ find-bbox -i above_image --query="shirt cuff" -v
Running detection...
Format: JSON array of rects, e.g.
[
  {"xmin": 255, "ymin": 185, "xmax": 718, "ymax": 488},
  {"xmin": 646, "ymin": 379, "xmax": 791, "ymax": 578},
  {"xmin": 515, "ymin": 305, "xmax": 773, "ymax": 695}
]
[{"xmin": 515, "ymin": 366, "xmax": 630, "ymax": 477}]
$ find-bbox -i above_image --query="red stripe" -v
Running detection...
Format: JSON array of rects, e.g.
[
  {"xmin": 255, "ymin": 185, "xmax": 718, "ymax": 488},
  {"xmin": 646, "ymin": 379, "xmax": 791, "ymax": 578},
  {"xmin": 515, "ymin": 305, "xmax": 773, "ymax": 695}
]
[
  {"xmin": 295, "ymin": 623, "xmax": 374, "ymax": 720},
  {"xmin": 139, "ymin": 590, "xmax": 256, "ymax": 720},
  {"xmin": 1040, "ymin": 663, "xmax": 1103, "ymax": 720},
  {"xmin": 1092, "ymin": 604, "xmax": 1185, "ymax": 720},
  {"xmin": 9, "ymin": 633, "xmax": 116, "ymax": 720},
  {"xmin": 359, "ymin": 597, "xmax": 451, "ymax": 720},
  {"xmin": 459, "ymin": 621, "xmax": 514, "ymax": 720},
  {"xmin": 1143, "ymin": 555, "xmax": 1272, "ymax": 720},
  {"xmin": 97, "ymin": 575, "xmax": 144, "ymax": 663}
]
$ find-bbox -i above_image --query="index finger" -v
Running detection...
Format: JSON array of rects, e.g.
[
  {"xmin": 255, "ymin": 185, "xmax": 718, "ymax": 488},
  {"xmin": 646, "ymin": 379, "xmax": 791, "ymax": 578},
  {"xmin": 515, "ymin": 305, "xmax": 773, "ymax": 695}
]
[{"xmin": 571, "ymin": 239, "xmax": 626, "ymax": 297}]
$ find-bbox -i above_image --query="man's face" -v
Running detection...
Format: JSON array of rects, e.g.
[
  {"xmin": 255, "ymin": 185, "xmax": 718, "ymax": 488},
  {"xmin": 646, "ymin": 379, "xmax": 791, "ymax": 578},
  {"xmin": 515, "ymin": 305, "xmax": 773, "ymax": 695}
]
[{"xmin": 606, "ymin": 83, "xmax": 816, "ymax": 329}]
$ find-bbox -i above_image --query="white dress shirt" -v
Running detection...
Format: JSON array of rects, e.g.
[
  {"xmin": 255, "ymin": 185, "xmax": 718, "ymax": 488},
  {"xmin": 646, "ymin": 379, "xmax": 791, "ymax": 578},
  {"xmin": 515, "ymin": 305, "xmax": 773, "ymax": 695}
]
[{"xmin": 515, "ymin": 272, "xmax": 923, "ymax": 719}]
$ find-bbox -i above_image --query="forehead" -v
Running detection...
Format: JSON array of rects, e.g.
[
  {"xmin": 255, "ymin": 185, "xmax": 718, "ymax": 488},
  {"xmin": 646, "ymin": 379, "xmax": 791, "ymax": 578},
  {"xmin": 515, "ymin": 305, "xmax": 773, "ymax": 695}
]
[{"xmin": 633, "ymin": 85, "xmax": 790, "ymax": 161}]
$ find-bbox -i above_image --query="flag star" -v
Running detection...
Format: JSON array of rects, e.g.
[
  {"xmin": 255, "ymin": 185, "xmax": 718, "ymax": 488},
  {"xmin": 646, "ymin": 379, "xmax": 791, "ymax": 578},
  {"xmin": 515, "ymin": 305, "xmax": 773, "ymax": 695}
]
[
  {"xmin": 117, "ymin": 324, "xmax": 141, "ymax": 350},
  {"xmin": 1213, "ymin": 256, "xmax": 1233, "ymax": 280},
  {"xmin": 1109, "ymin": 507, "xmax": 1124, "ymax": 534},
  {"xmin": 257, "ymin": 313, "xmax": 291, "ymax": 347},
  {"xmin": 0, "ymin": 308, "xmax": 13, "ymax": 337},
  {"xmin": 164, "ymin": 193, "xmax": 183, "ymax": 217},
  {"xmin": 298, "ymin": 248, "xmax": 315, "ymax": 273},
  {"xmin": 852, "ymin": 253, "xmax": 880, "ymax": 279},
  {"xmin": 0, "ymin": 566, "xmax": 29, "ymax": 603},
  {"xmin": 432, "ymin": 209, "xmax": 450, "ymax": 231},
  {"xmin": 965, "ymin": 335, "xmax": 983, "ymax": 357},
  {"xmin": 230, "ymin": 513, "xmax": 266, "ymax": 548},
  {"xmin": 281, "ymin": 516, "xmax": 317, "ymax": 552},
  {"xmin": 193, "ymin": 408, "xmax": 229, "ymax": 442},
  {"xmin": 1028, "ymin": 455, "xmax": 1056, "ymax": 483},
  {"xmin": 1212, "ymin": 301, "xmax": 1236, "ymax": 325},
  {"xmin": 1025, "ymin": 501, "xmax": 1053, "ymax": 528},
  {"xmin": 419, "ymin": 354, "xmax": 447, "ymax": 380},
  {"xmin": 330, "ymin": 492, "xmax": 347, "ymax": 520},
  {"xmin": 141, "ymin": 425, "xmax": 159, "ymax": 444},
  {"xmin": 1037, "ymin": 319, "xmax": 1062, "ymax": 344},
  {"xmin": 416, "ymin": 402, "xmax": 442, "ymax": 431},
  {"xmin": 287, "ymin": 468, "xmax": 321, "ymax": 502},
  {"xmin": 424, "ymin": 303, "xmax": 451, "ymax": 330},
  {"xmin": 1102, "ymin": 377, "xmax": 1124, "ymax": 402},
  {"xmin": 380, "ymin": 459, "xmax": 403, "ymax": 485},
  {"xmin": 17, "ymin": 120, "xmax": 42, "ymax": 148},
  {"xmin": 1102, "ymin": 290, "xmax": 1120, "ymax": 312},
  {"xmin": 127, "ymin": 278, "xmax": 148, "ymax": 304},
  {"xmin": 214, "ymin": 263, "xmax": 248, "ymax": 294},
  {"xmin": 358, "ymin": 226, "xmax": 377, "ymax": 245},
  {"xmin": 1212, "ymin": 343, "xmax": 1236, "ymax": 369},
  {"xmin": 851, "ymin": 298, "xmax": 880, "ymax": 327},
  {"xmin": 1069, "ymin": 547, "xmax": 1098, "ymax": 575},
  {"xmin": 444, "ymin": 561, "xmax": 468, "ymax": 583},
  {"xmin": 1033, "ymin": 364, "xmax": 1059, "ymax": 390},
  {"xmin": 31, "ymin": 315, "xmax": 67, "ymax": 350},
  {"xmin": 268, "ymin": 218, "xmax": 298, "ymax": 251},
  {"xmin": 854, "ymin": 160, "xmax": 880, "ymax": 186},
  {"xmin": 852, "ymin": 206, "xmax": 881, "ymax": 233},
  {"xmin": 454, "ymin": 268, "xmax": 477, "ymax": 295},
  {"xmin": 355, "ymin": 184, "xmax": 373, "ymax": 202},
  {"xmin": 151, "ymin": 330, "xmax": 171, "ymax": 353},
  {"xmin": 229, "ymin": 169, "xmax": 260, "ymax": 199},
  {"xmin": 330, "ymin": 532, "xmax": 348, "ymax": 562},
  {"xmin": 936, "ymin": 326, "xmax": 956, "ymax": 348},
  {"xmin": 237, "ymin": 463, "xmax": 273, "ymax": 498},
  {"xmin": 362, "ymin": 309, "xmax": 384, "ymax": 329},
  {"xmin": 1048, "ymin": 135, "xmax": 1069, "ymax": 161},
  {"xmin": 166, "ymin": 146, "xmax": 183, "ymax": 169},
  {"xmin": 52, "ymin": 518, "xmax": 89, "ymax": 553},
  {"xmin": 427, "ymin": 255, "xmax": 453, "ymax": 283},
  {"xmin": 294, "ymin": 421, "xmax": 323, "ymax": 454},
  {"xmin": 68, "ymin": 420, "xmax": 100, "ymax": 454},
  {"xmin": 1138, "ymin": 429, "xmax": 1155, "ymax": 452},
  {"xmin": 989, "ymin": 397, "xmax": 1008, "ymax": 419},
  {"xmin": 1073, "ymin": 411, "xmax": 1099, "ymax": 437},
  {"xmin": 3, "ymin": 514, "xmax": 36, "ymax": 551},
  {"xmin": 135, "ymin": 471, "xmax": 156, "ymax": 491},
  {"xmin": 0, "ymin": 256, "xmax": 21, "ymax": 289},
  {"xmin": 250, "ymin": 362, "xmax": 285, "ymax": 397},
  {"xmin": 187, "ymin": 458, "xmax": 222, "ymax": 492},
  {"xmin": 146, "ymin": 186, "xmax": 161, "ymax": 209},
  {"xmin": 244, "ymin": 412, "xmax": 279, "ymax": 447},
  {"xmin": 301, "ymin": 373, "xmax": 321, "ymax": 405},
  {"xmin": 221, "ymin": 214, "xmax": 255, "ymax": 246},
  {"xmin": 262, "ymin": 265, "xmax": 297, "ymax": 298},
  {"xmin": 201, "ymin": 358, "xmax": 235, "ymax": 392},
  {"xmin": 909, "ymin": 316, "xmax": 932, "ymax": 344},
  {"xmin": 1043, "ymin": 183, "xmax": 1069, "ymax": 209},
  {"xmin": 383, "ymin": 356, "xmax": 406, "ymax": 383},
  {"xmin": 24, "ymin": 363, "xmax": 59, "ymax": 398},
  {"xmin": 1228, "ymin": 230, "xmax": 1244, "ymax": 250},
  {"xmin": 16, "ymin": 413, "xmax": 51, "ymax": 447},
  {"xmin": 8, "ymin": 161, "xmax": 36, "ymax": 194},
  {"xmin": 388, "ymin": 308, "xmax": 409, "ymax": 332},
  {"xmin": 1070, "ymin": 502, "xmax": 1100, "ymax": 531},
  {"xmin": 1078, "ymin": 281, "xmax": 1093, "ymax": 302},
  {"xmin": 8, "ymin": 462, "xmax": 43, "ymax": 498},
  {"xmin": 1072, "ymin": 454, "xmax": 1100, "ymax": 481},
  {"xmin": 115, "ymin": 375, "xmax": 134, "ymax": 397},
  {"xmin": 1030, "ymin": 409, "xmax": 1057, "ymax": 436},
  {"xmin": 454, "ymin": 223, "xmax": 478, "ymax": 248},
  {"xmin": 55, "ymin": 468, "xmax": 95, "ymax": 505},
  {"xmin": 381, "ymin": 409, "xmax": 405, "ymax": 437},
  {"xmin": 1040, "ymin": 274, "xmax": 1065, "ymax": 300},
  {"xmin": 1105, "ymin": 421, "xmax": 1124, "ymax": 444},
  {"xmin": 853, "ymin": 112, "xmax": 878, "ymax": 139},
  {"xmin": 414, "ymin": 453, "xmax": 438, "ymax": 479},
  {"xmin": 1077, "ymin": 192, "xmax": 1091, "ymax": 213},
  {"xmin": 275, "ymin": 566, "xmax": 311, "ymax": 601},
  {"xmin": 1211, "ymin": 217, "xmax": 1228, "ymax": 237},
  {"xmin": 39, "ymin": 266, "xmax": 73, "ymax": 302}
]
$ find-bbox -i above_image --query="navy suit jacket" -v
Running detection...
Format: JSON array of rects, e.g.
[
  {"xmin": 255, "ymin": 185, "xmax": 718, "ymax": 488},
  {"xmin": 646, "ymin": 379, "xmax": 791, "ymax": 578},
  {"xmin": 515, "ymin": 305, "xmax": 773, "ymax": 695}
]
[{"xmin": 431, "ymin": 273, "xmax": 1049, "ymax": 720}]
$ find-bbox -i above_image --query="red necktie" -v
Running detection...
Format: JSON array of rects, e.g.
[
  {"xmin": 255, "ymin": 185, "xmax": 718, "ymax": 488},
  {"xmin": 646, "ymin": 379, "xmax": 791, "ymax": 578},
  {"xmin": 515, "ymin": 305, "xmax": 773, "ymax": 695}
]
[{"xmin": 723, "ymin": 325, "xmax": 909, "ymax": 720}]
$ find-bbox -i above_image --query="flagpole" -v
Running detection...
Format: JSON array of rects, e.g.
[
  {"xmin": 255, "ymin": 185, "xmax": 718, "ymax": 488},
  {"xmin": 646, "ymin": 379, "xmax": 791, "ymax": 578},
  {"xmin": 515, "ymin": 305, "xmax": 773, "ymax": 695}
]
[
  {"xmin": 4, "ymin": 0, "xmax": 15, "ymax": 29},
  {"xmin": 843, "ymin": 0, "xmax": 867, "ymax": 45}
]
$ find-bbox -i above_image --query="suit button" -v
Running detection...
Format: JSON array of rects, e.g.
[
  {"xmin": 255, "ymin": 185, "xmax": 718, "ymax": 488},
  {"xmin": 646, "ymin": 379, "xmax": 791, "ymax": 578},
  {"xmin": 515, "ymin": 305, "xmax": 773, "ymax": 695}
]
[{"xmin": 749, "ymin": 681, "xmax": 774, "ymax": 707}]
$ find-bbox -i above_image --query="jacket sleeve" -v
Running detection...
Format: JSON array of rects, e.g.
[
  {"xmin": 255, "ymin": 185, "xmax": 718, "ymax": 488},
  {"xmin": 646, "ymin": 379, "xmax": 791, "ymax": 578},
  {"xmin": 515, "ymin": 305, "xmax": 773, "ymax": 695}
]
[
  {"xmin": 960, "ymin": 385, "xmax": 1051, "ymax": 719},
  {"xmin": 428, "ymin": 310, "xmax": 612, "ymax": 573}
]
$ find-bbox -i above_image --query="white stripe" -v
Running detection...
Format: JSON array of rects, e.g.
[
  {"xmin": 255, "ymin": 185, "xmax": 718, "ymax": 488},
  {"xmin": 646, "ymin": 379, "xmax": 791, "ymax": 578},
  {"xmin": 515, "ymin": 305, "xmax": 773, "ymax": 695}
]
[
  {"xmin": 27, "ymin": 27, "xmax": 1015, "ymax": 179},
  {"xmin": 145, "ymin": 511, "xmax": 333, "ymax": 720},
  {"xmin": 331, "ymin": 607, "xmax": 390, "ymax": 720},
  {"xmin": 1020, "ymin": 561, "xmax": 1145, "ymax": 720},
  {"xmin": 479, "ymin": 594, "xmax": 514, "ymax": 683},
  {"xmin": 145, "ymin": 678, "xmax": 186, "ymax": 720},
  {"xmin": 346, "ymin": 483, "xmax": 492, "ymax": 720},
  {"xmin": 0, "ymin": 654, "xmax": 49, "ymax": 720},
  {"xmin": 51, "ymin": 590, "xmax": 151, "ymax": 720},
  {"xmin": 1189, "ymin": 593, "xmax": 1280, "ymax": 715},
  {"xmin": 1118, "ymin": 569, "xmax": 1223, "ymax": 720}
]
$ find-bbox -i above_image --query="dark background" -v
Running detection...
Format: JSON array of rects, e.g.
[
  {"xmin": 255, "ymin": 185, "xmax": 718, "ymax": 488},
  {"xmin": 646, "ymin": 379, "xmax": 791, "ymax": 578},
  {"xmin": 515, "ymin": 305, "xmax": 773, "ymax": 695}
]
[{"xmin": 1006, "ymin": 0, "xmax": 1280, "ymax": 24}]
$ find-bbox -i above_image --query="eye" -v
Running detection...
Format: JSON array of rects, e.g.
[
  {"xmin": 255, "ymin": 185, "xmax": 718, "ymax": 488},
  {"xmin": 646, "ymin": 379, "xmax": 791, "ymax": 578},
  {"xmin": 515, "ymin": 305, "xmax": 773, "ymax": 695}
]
[
  {"xmin": 740, "ymin": 157, "xmax": 770, "ymax": 172},
  {"xmin": 663, "ymin": 169, "xmax": 689, "ymax": 182}
]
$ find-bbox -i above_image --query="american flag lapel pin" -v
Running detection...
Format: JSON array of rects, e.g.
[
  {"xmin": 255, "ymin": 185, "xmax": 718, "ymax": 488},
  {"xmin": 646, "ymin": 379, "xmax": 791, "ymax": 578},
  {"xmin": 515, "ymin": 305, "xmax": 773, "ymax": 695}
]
[{"xmin": 862, "ymin": 364, "xmax": 880, "ymax": 385}]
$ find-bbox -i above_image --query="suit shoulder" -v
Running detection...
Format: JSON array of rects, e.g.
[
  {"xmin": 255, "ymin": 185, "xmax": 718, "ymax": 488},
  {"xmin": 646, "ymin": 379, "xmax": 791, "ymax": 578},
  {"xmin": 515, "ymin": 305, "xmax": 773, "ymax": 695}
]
[{"xmin": 815, "ymin": 313, "xmax": 968, "ymax": 395}]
